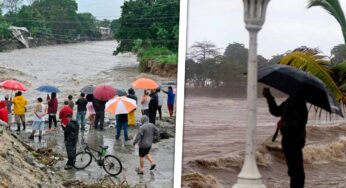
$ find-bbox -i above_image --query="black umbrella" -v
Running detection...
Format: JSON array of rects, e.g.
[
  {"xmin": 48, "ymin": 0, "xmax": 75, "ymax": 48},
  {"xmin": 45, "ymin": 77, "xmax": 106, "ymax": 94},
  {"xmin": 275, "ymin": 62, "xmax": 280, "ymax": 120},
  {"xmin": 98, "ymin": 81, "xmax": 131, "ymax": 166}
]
[
  {"xmin": 80, "ymin": 85, "xmax": 95, "ymax": 94},
  {"xmin": 258, "ymin": 64, "xmax": 343, "ymax": 117}
]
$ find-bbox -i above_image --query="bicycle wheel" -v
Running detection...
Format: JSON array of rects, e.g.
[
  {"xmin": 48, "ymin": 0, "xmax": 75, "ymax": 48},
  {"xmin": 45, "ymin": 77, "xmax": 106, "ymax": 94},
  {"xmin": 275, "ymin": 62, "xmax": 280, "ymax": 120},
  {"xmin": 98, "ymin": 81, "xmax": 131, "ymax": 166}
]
[
  {"xmin": 74, "ymin": 151, "xmax": 92, "ymax": 169},
  {"xmin": 102, "ymin": 155, "xmax": 122, "ymax": 176}
]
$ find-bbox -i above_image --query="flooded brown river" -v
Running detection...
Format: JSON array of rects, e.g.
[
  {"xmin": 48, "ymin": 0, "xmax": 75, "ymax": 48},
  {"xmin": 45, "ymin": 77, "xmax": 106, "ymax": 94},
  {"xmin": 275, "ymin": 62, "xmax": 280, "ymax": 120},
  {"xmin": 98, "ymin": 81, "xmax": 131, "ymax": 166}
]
[
  {"xmin": 182, "ymin": 96, "xmax": 346, "ymax": 188},
  {"xmin": 0, "ymin": 41, "xmax": 175, "ymax": 187}
]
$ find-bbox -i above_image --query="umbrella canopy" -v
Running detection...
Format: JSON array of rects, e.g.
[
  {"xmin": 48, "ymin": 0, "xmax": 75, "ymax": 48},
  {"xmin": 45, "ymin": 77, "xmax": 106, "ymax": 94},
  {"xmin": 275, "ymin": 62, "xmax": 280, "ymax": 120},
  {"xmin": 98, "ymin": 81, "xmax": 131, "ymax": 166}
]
[
  {"xmin": 106, "ymin": 96, "xmax": 137, "ymax": 115},
  {"xmin": 0, "ymin": 80, "xmax": 27, "ymax": 91},
  {"xmin": 93, "ymin": 85, "xmax": 116, "ymax": 101},
  {"xmin": 36, "ymin": 85, "xmax": 60, "ymax": 93},
  {"xmin": 258, "ymin": 64, "xmax": 343, "ymax": 117},
  {"xmin": 115, "ymin": 88, "xmax": 127, "ymax": 96},
  {"xmin": 80, "ymin": 85, "xmax": 95, "ymax": 94},
  {"xmin": 132, "ymin": 78, "xmax": 159, "ymax": 90}
]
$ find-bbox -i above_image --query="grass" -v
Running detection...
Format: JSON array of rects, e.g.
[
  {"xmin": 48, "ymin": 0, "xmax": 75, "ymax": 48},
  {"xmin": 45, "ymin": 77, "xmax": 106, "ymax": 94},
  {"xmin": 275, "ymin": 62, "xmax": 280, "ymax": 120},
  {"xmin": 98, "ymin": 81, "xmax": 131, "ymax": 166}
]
[{"xmin": 139, "ymin": 47, "xmax": 178, "ymax": 65}]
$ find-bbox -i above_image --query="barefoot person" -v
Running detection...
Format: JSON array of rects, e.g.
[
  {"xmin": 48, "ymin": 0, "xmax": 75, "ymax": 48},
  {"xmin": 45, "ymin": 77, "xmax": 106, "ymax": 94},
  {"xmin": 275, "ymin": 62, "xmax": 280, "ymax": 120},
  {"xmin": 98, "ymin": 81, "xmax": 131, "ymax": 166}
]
[
  {"xmin": 133, "ymin": 116, "xmax": 159, "ymax": 175},
  {"xmin": 12, "ymin": 91, "xmax": 27, "ymax": 131},
  {"xmin": 47, "ymin": 93, "xmax": 58, "ymax": 130},
  {"xmin": 63, "ymin": 114, "xmax": 79, "ymax": 170},
  {"xmin": 263, "ymin": 88, "xmax": 307, "ymax": 188},
  {"xmin": 29, "ymin": 98, "xmax": 46, "ymax": 141}
]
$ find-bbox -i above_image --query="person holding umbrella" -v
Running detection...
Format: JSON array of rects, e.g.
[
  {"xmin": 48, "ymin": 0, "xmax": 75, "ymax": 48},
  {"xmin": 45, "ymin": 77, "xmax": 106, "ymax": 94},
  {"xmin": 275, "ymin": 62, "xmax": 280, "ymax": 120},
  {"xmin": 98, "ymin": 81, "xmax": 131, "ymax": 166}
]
[
  {"xmin": 47, "ymin": 93, "xmax": 58, "ymax": 130},
  {"xmin": 263, "ymin": 88, "xmax": 307, "ymax": 188},
  {"xmin": 259, "ymin": 64, "xmax": 344, "ymax": 188},
  {"xmin": 12, "ymin": 91, "xmax": 27, "ymax": 131}
]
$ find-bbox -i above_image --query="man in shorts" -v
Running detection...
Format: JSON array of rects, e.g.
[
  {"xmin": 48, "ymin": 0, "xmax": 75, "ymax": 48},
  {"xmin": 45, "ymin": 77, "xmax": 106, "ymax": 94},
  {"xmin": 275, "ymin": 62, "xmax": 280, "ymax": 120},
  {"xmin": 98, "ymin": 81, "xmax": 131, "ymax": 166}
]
[
  {"xmin": 12, "ymin": 91, "xmax": 27, "ymax": 131},
  {"xmin": 133, "ymin": 115, "xmax": 159, "ymax": 175},
  {"xmin": 163, "ymin": 86, "xmax": 175, "ymax": 118},
  {"xmin": 29, "ymin": 98, "xmax": 46, "ymax": 141}
]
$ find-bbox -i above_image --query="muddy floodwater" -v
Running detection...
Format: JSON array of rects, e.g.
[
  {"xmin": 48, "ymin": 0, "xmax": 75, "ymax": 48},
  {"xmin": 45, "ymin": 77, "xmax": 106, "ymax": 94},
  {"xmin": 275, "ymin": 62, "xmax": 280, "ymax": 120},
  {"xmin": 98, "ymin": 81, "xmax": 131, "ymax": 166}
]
[
  {"xmin": 0, "ymin": 41, "xmax": 175, "ymax": 187},
  {"xmin": 182, "ymin": 96, "xmax": 346, "ymax": 188}
]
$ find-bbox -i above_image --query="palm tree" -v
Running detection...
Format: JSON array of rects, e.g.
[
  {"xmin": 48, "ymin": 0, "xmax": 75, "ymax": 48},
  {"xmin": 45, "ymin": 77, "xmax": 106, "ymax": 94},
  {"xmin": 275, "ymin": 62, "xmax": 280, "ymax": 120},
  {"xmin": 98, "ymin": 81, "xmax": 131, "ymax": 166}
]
[
  {"xmin": 279, "ymin": 47, "xmax": 346, "ymax": 104},
  {"xmin": 308, "ymin": 0, "xmax": 346, "ymax": 45}
]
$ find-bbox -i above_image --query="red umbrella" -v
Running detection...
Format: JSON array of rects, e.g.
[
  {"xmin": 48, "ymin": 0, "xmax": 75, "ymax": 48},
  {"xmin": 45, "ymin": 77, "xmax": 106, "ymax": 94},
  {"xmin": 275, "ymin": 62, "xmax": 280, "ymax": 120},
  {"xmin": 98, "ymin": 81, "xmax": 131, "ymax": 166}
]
[
  {"xmin": 93, "ymin": 85, "xmax": 116, "ymax": 101},
  {"xmin": 0, "ymin": 80, "xmax": 27, "ymax": 91}
]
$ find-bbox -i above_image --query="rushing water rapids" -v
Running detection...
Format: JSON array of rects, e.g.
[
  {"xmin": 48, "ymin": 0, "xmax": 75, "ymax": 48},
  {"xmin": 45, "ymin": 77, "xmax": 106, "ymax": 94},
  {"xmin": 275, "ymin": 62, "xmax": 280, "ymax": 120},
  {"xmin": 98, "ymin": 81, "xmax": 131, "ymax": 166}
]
[
  {"xmin": 0, "ymin": 41, "xmax": 175, "ymax": 187},
  {"xmin": 182, "ymin": 96, "xmax": 346, "ymax": 188}
]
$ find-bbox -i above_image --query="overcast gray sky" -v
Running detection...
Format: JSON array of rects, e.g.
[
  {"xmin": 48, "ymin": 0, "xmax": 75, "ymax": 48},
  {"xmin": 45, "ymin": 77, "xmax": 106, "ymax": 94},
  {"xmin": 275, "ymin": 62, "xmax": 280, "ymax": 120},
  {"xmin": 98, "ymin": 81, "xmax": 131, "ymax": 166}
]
[
  {"xmin": 187, "ymin": 0, "xmax": 346, "ymax": 58},
  {"xmin": 76, "ymin": 0, "xmax": 124, "ymax": 20}
]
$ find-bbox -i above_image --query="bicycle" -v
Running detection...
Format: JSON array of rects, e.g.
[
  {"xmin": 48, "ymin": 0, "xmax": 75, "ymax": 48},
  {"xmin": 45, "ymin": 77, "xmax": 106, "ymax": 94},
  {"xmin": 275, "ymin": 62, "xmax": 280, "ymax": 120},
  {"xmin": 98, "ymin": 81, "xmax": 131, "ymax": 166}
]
[{"xmin": 73, "ymin": 142, "xmax": 123, "ymax": 176}]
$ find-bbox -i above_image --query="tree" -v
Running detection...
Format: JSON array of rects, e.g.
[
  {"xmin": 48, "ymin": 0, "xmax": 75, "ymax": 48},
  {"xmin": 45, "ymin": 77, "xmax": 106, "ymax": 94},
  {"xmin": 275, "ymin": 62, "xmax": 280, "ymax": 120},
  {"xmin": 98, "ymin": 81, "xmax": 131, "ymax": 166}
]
[
  {"xmin": 188, "ymin": 41, "xmax": 220, "ymax": 62},
  {"xmin": 269, "ymin": 54, "xmax": 285, "ymax": 64},
  {"xmin": 3, "ymin": 0, "xmax": 23, "ymax": 13},
  {"xmin": 331, "ymin": 44, "xmax": 346, "ymax": 64},
  {"xmin": 224, "ymin": 42, "xmax": 248, "ymax": 65},
  {"xmin": 77, "ymin": 13, "xmax": 100, "ymax": 38},
  {"xmin": 97, "ymin": 19, "xmax": 111, "ymax": 28},
  {"xmin": 114, "ymin": 0, "xmax": 179, "ymax": 54},
  {"xmin": 308, "ymin": 0, "xmax": 346, "ymax": 44},
  {"xmin": 279, "ymin": 47, "xmax": 346, "ymax": 103}
]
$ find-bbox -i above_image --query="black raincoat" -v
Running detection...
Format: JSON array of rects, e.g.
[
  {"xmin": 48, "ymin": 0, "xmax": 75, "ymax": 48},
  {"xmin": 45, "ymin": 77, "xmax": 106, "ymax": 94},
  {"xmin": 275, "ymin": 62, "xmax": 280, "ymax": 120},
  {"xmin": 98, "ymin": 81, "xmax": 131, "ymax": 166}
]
[
  {"xmin": 266, "ymin": 95, "xmax": 308, "ymax": 188},
  {"xmin": 64, "ymin": 120, "xmax": 79, "ymax": 166}
]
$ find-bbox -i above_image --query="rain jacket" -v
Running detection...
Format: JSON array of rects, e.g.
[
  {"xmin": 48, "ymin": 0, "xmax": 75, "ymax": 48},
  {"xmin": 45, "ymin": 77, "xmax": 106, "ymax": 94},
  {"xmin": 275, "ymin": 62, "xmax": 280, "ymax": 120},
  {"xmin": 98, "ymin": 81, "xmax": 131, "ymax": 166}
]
[
  {"xmin": 266, "ymin": 96, "xmax": 308, "ymax": 146},
  {"xmin": 12, "ymin": 96, "xmax": 27, "ymax": 115},
  {"xmin": 64, "ymin": 120, "xmax": 79, "ymax": 146},
  {"xmin": 133, "ymin": 116, "xmax": 159, "ymax": 148}
]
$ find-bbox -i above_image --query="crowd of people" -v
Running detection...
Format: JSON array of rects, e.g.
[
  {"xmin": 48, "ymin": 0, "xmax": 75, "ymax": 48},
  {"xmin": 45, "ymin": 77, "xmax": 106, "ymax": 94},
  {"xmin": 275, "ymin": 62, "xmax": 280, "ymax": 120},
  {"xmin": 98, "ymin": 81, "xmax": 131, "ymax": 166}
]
[{"xmin": 0, "ymin": 86, "xmax": 176, "ymax": 174}]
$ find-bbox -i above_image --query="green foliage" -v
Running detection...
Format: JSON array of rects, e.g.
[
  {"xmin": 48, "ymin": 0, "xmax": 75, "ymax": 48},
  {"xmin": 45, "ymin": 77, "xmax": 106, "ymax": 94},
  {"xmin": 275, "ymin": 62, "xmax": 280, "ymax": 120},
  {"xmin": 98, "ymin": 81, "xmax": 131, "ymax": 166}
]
[
  {"xmin": 115, "ymin": 0, "xmax": 179, "ymax": 54},
  {"xmin": 77, "ymin": 13, "xmax": 100, "ymax": 38},
  {"xmin": 137, "ymin": 47, "xmax": 177, "ymax": 71},
  {"xmin": 331, "ymin": 44, "xmax": 346, "ymax": 64},
  {"xmin": 308, "ymin": 0, "xmax": 346, "ymax": 44},
  {"xmin": 1, "ymin": 0, "xmax": 107, "ymax": 41},
  {"xmin": 279, "ymin": 48, "xmax": 346, "ymax": 103}
]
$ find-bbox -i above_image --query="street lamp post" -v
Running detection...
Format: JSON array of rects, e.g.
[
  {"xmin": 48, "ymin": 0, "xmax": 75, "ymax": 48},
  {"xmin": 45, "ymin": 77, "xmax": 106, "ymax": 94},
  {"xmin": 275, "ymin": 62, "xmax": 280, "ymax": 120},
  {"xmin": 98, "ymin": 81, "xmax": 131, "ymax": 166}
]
[{"xmin": 233, "ymin": 0, "xmax": 270, "ymax": 188}]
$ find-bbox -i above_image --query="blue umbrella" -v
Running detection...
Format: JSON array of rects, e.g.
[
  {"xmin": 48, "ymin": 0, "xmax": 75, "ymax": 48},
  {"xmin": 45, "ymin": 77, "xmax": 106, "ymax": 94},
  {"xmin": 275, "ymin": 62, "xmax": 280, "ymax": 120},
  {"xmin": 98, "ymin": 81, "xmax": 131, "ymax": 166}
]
[{"xmin": 36, "ymin": 85, "xmax": 61, "ymax": 93}]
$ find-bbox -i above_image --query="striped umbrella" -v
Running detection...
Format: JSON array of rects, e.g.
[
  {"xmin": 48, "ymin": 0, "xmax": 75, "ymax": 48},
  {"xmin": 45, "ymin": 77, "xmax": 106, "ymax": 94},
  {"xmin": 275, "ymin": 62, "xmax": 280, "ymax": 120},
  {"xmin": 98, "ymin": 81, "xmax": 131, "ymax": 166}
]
[{"xmin": 106, "ymin": 96, "xmax": 137, "ymax": 115}]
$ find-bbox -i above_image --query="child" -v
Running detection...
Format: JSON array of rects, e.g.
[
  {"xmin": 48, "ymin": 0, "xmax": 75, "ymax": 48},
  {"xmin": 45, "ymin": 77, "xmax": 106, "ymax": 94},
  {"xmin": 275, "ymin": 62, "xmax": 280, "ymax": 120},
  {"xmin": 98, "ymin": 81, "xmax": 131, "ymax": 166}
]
[
  {"xmin": 64, "ymin": 114, "xmax": 79, "ymax": 170},
  {"xmin": 59, "ymin": 101, "xmax": 73, "ymax": 130}
]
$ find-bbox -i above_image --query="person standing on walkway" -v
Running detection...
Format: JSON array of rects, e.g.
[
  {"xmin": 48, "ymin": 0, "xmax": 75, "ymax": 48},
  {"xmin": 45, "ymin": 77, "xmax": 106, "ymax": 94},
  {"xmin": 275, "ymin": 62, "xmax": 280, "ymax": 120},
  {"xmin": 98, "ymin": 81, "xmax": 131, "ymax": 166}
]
[
  {"xmin": 68, "ymin": 95, "xmax": 74, "ymax": 110},
  {"xmin": 263, "ymin": 88, "xmax": 307, "ymax": 188},
  {"xmin": 75, "ymin": 93, "xmax": 88, "ymax": 131},
  {"xmin": 4, "ymin": 94, "xmax": 12, "ymax": 128},
  {"xmin": 156, "ymin": 88, "xmax": 163, "ymax": 120},
  {"xmin": 133, "ymin": 116, "xmax": 159, "ymax": 175},
  {"xmin": 162, "ymin": 86, "xmax": 175, "ymax": 118},
  {"xmin": 12, "ymin": 91, "xmax": 27, "ymax": 131},
  {"xmin": 92, "ymin": 98, "xmax": 106, "ymax": 130},
  {"xmin": 141, "ymin": 90, "xmax": 150, "ymax": 116},
  {"xmin": 115, "ymin": 113, "xmax": 129, "ymax": 141},
  {"xmin": 47, "ymin": 92, "xmax": 58, "ymax": 130},
  {"xmin": 63, "ymin": 114, "xmax": 79, "ymax": 170},
  {"xmin": 59, "ymin": 101, "xmax": 73, "ymax": 130},
  {"xmin": 29, "ymin": 98, "xmax": 46, "ymax": 141},
  {"xmin": 148, "ymin": 90, "xmax": 158, "ymax": 124}
]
